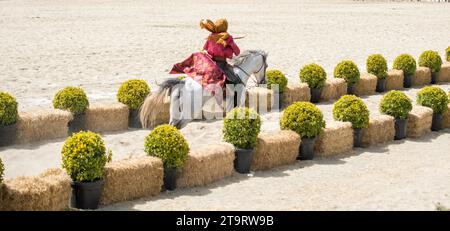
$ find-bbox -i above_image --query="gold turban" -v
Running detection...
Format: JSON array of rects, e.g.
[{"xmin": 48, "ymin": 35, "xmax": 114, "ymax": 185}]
[{"xmin": 200, "ymin": 18, "xmax": 229, "ymax": 47}]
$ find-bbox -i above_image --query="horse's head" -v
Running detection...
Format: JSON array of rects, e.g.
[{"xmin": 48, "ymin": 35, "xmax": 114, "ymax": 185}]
[{"xmin": 230, "ymin": 50, "xmax": 268, "ymax": 86}]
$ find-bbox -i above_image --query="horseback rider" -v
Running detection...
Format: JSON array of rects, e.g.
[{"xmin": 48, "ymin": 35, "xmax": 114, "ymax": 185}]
[{"xmin": 200, "ymin": 18, "xmax": 243, "ymax": 85}]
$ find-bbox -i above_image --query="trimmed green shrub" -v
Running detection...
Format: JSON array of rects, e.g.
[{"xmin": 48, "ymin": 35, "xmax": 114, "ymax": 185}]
[
  {"xmin": 0, "ymin": 157, "xmax": 4, "ymax": 184},
  {"xmin": 416, "ymin": 86, "xmax": 449, "ymax": 114},
  {"xmin": 0, "ymin": 91, "xmax": 19, "ymax": 126},
  {"xmin": 177, "ymin": 75, "xmax": 187, "ymax": 80},
  {"xmin": 446, "ymin": 46, "xmax": 450, "ymax": 62},
  {"xmin": 61, "ymin": 131, "xmax": 112, "ymax": 182},
  {"xmin": 266, "ymin": 69, "xmax": 288, "ymax": 93},
  {"xmin": 280, "ymin": 102, "xmax": 326, "ymax": 138},
  {"xmin": 366, "ymin": 54, "xmax": 388, "ymax": 79},
  {"xmin": 223, "ymin": 107, "xmax": 261, "ymax": 149},
  {"xmin": 418, "ymin": 50, "xmax": 443, "ymax": 73},
  {"xmin": 333, "ymin": 95, "xmax": 370, "ymax": 129},
  {"xmin": 299, "ymin": 64, "xmax": 327, "ymax": 89},
  {"xmin": 117, "ymin": 79, "xmax": 150, "ymax": 110},
  {"xmin": 144, "ymin": 124, "xmax": 189, "ymax": 169},
  {"xmin": 53, "ymin": 87, "xmax": 89, "ymax": 115},
  {"xmin": 393, "ymin": 54, "xmax": 417, "ymax": 76},
  {"xmin": 379, "ymin": 90, "xmax": 413, "ymax": 120},
  {"xmin": 334, "ymin": 60, "xmax": 360, "ymax": 85}
]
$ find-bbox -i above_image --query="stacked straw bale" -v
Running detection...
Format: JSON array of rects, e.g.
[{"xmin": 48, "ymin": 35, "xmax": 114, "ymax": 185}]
[
  {"xmin": 412, "ymin": 67, "xmax": 431, "ymax": 86},
  {"xmin": 281, "ymin": 83, "xmax": 311, "ymax": 107},
  {"xmin": 354, "ymin": 74, "xmax": 377, "ymax": 96},
  {"xmin": 361, "ymin": 115, "xmax": 395, "ymax": 147},
  {"xmin": 0, "ymin": 169, "xmax": 71, "ymax": 211},
  {"xmin": 315, "ymin": 121, "xmax": 353, "ymax": 157},
  {"xmin": 100, "ymin": 156, "xmax": 163, "ymax": 205},
  {"xmin": 245, "ymin": 87, "xmax": 273, "ymax": 113},
  {"xmin": 320, "ymin": 78, "xmax": 347, "ymax": 102},
  {"xmin": 438, "ymin": 62, "xmax": 450, "ymax": 83},
  {"xmin": 177, "ymin": 143, "xmax": 235, "ymax": 188},
  {"xmin": 85, "ymin": 103, "xmax": 129, "ymax": 133},
  {"xmin": 251, "ymin": 130, "xmax": 300, "ymax": 171},
  {"xmin": 407, "ymin": 105, "xmax": 433, "ymax": 138},
  {"xmin": 386, "ymin": 70, "xmax": 404, "ymax": 90},
  {"xmin": 15, "ymin": 109, "xmax": 72, "ymax": 144},
  {"xmin": 154, "ymin": 101, "xmax": 171, "ymax": 126},
  {"xmin": 441, "ymin": 104, "xmax": 450, "ymax": 129}
]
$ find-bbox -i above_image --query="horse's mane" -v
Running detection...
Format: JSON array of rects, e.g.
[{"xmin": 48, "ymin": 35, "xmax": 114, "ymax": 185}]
[{"xmin": 229, "ymin": 50, "xmax": 268, "ymax": 66}]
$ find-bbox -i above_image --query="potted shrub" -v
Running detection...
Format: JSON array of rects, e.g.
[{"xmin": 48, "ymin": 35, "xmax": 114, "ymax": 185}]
[
  {"xmin": 416, "ymin": 86, "xmax": 449, "ymax": 131},
  {"xmin": 145, "ymin": 124, "xmax": 189, "ymax": 190},
  {"xmin": 299, "ymin": 64, "xmax": 327, "ymax": 103},
  {"xmin": 334, "ymin": 60, "xmax": 360, "ymax": 95},
  {"xmin": 446, "ymin": 46, "xmax": 450, "ymax": 62},
  {"xmin": 53, "ymin": 87, "xmax": 89, "ymax": 134},
  {"xmin": 393, "ymin": 54, "xmax": 417, "ymax": 88},
  {"xmin": 333, "ymin": 95, "xmax": 369, "ymax": 147},
  {"xmin": 280, "ymin": 102, "xmax": 325, "ymax": 160},
  {"xmin": 62, "ymin": 131, "xmax": 112, "ymax": 209},
  {"xmin": 367, "ymin": 54, "xmax": 388, "ymax": 93},
  {"xmin": 418, "ymin": 50, "xmax": 443, "ymax": 84},
  {"xmin": 379, "ymin": 91, "xmax": 413, "ymax": 140},
  {"xmin": 223, "ymin": 107, "xmax": 261, "ymax": 173},
  {"xmin": 117, "ymin": 79, "xmax": 151, "ymax": 128},
  {"xmin": 266, "ymin": 69, "xmax": 288, "ymax": 109},
  {"xmin": 0, "ymin": 92, "xmax": 19, "ymax": 147}
]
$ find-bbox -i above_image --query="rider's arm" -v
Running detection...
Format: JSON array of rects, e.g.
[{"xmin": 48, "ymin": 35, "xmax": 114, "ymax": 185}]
[{"xmin": 228, "ymin": 36, "xmax": 240, "ymax": 56}]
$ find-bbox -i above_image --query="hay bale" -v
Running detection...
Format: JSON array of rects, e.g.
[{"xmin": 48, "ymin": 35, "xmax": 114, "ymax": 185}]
[
  {"xmin": 100, "ymin": 156, "xmax": 163, "ymax": 205},
  {"xmin": 407, "ymin": 105, "xmax": 433, "ymax": 138},
  {"xmin": 154, "ymin": 101, "xmax": 171, "ymax": 126},
  {"xmin": 412, "ymin": 67, "xmax": 431, "ymax": 86},
  {"xmin": 437, "ymin": 62, "xmax": 450, "ymax": 83},
  {"xmin": 315, "ymin": 121, "xmax": 353, "ymax": 157},
  {"xmin": 443, "ymin": 104, "xmax": 450, "ymax": 129},
  {"xmin": 85, "ymin": 102, "xmax": 129, "ymax": 133},
  {"xmin": 361, "ymin": 115, "xmax": 395, "ymax": 147},
  {"xmin": 354, "ymin": 74, "xmax": 377, "ymax": 96},
  {"xmin": 282, "ymin": 83, "xmax": 311, "ymax": 107},
  {"xmin": 15, "ymin": 109, "xmax": 72, "ymax": 144},
  {"xmin": 251, "ymin": 130, "xmax": 301, "ymax": 171},
  {"xmin": 320, "ymin": 78, "xmax": 347, "ymax": 102},
  {"xmin": 245, "ymin": 87, "xmax": 273, "ymax": 113},
  {"xmin": 386, "ymin": 69, "xmax": 404, "ymax": 90},
  {"xmin": 0, "ymin": 168, "xmax": 71, "ymax": 211},
  {"xmin": 177, "ymin": 143, "xmax": 235, "ymax": 188}
]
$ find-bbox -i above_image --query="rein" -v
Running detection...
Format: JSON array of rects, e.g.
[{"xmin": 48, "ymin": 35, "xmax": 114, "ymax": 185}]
[{"xmin": 234, "ymin": 53, "xmax": 266, "ymax": 84}]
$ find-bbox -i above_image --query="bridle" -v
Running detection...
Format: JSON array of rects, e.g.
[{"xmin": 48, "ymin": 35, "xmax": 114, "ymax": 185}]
[{"xmin": 233, "ymin": 53, "xmax": 267, "ymax": 85}]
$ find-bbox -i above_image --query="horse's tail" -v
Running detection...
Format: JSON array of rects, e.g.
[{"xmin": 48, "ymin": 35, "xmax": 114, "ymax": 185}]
[{"xmin": 139, "ymin": 78, "xmax": 184, "ymax": 129}]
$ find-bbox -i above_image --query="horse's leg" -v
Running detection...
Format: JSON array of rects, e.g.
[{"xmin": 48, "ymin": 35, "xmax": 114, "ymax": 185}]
[{"xmin": 169, "ymin": 86, "xmax": 184, "ymax": 129}]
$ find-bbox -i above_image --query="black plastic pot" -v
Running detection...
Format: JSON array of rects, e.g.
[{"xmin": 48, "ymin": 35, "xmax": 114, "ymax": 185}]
[
  {"xmin": 394, "ymin": 119, "xmax": 408, "ymax": 140},
  {"xmin": 68, "ymin": 113, "xmax": 87, "ymax": 135},
  {"xmin": 128, "ymin": 109, "xmax": 142, "ymax": 128},
  {"xmin": 0, "ymin": 123, "xmax": 17, "ymax": 147},
  {"xmin": 310, "ymin": 88, "xmax": 322, "ymax": 103},
  {"xmin": 163, "ymin": 167, "xmax": 177, "ymax": 191},
  {"xmin": 404, "ymin": 74, "xmax": 413, "ymax": 88},
  {"xmin": 234, "ymin": 148, "xmax": 253, "ymax": 174},
  {"xmin": 70, "ymin": 180, "xmax": 104, "ymax": 210},
  {"xmin": 431, "ymin": 113, "xmax": 443, "ymax": 131},
  {"xmin": 431, "ymin": 72, "xmax": 439, "ymax": 84},
  {"xmin": 298, "ymin": 137, "xmax": 316, "ymax": 160},
  {"xmin": 347, "ymin": 84, "xmax": 356, "ymax": 95},
  {"xmin": 353, "ymin": 128, "xmax": 363, "ymax": 147},
  {"xmin": 376, "ymin": 78, "xmax": 387, "ymax": 93}
]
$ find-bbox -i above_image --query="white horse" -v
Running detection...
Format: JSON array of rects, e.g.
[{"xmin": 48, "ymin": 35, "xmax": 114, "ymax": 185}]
[{"xmin": 139, "ymin": 50, "xmax": 268, "ymax": 129}]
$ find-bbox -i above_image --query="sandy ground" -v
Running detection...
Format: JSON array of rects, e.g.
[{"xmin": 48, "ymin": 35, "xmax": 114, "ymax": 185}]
[
  {"xmin": 0, "ymin": 0, "xmax": 449, "ymax": 110},
  {"xmin": 1, "ymin": 0, "xmax": 450, "ymax": 210}
]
